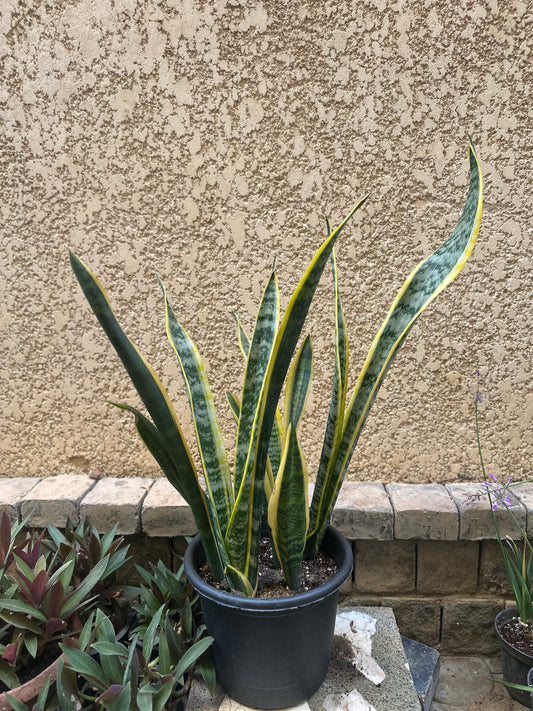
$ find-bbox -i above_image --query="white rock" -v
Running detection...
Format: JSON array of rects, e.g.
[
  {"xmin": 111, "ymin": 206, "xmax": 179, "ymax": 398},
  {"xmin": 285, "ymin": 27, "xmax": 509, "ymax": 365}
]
[
  {"xmin": 323, "ymin": 689, "xmax": 378, "ymax": 711},
  {"xmin": 334, "ymin": 610, "xmax": 386, "ymax": 685},
  {"xmin": 218, "ymin": 697, "xmax": 311, "ymax": 711}
]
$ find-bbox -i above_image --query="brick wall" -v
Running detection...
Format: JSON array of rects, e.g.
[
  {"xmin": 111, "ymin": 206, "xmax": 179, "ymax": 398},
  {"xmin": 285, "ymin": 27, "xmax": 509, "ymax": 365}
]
[{"xmin": 2, "ymin": 475, "xmax": 530, "ymax": 655}]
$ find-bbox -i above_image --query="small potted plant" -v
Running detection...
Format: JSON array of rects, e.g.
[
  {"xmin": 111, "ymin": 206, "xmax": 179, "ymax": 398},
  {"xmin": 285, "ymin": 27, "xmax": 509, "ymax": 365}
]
[
  {"xmin": 466, "ymin": 375, "xmax": 533, "ymax": 707},
  {"xmin": 71, "ymin": 142, "xmax": 482, "ymax": 708}
]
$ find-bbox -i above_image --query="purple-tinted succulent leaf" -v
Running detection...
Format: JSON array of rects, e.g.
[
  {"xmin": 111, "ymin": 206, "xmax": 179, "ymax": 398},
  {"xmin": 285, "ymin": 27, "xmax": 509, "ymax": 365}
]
[
  {"xmin": 2, "ymin": 635, "xmax": 21, "ymax": 663},
  {"xmin": 16, "ymin": 530, "xmax": 45, "ymax": 568},
  {"xmin": 30, "ymin": 569, "xmax": 49, "ymax": 605},
  {"xmin": 0, "ymin": 512, "xmax": 11, "ymax": 565},
  {"xmin": 96, "ymin": 684, "xmax": 124, "ymax": 703},
  {"xmin": 45, "ymin": 617, "xmax": 67, "ymax": 638},
  {"xmin": 88, "ymin": 533, "xmax": 100, "ymax": 564},
  {"xmin": 47, "ymin": 579, "xmax": 65, "ymax": 619},
  {"xmin": 60, "ymin": 635, "xmax": 80, "ymax": 650}
]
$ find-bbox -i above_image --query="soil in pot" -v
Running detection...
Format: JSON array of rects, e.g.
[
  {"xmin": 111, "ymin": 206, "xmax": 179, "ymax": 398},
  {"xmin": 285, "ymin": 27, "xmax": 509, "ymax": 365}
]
[
  {"xmin": 199, "ymin": 536, "xmax": 338, "ymax": 598},
  {"xmin": 498, "ymin": 615, "xmax": 533, "ymax": 656}
]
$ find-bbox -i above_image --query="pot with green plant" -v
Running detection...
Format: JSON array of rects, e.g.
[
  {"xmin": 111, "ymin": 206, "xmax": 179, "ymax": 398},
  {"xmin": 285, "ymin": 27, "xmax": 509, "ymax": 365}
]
[
  {"xmin": 0, "ymin": 515, "xmax": 129, "ymax": 710},
  {"xmin": 466, "ymin": 375, "xmax": 533, "ymax": 708},
  {"xmin": 70, "ymin": 141, "xmax": 482, "ymax": 708}
]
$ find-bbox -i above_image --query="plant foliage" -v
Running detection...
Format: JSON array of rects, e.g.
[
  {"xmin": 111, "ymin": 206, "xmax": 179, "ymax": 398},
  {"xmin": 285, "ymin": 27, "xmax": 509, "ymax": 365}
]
[{"xmin": 71, "ymin": 142, "xmax": 482, "ymax": 595}]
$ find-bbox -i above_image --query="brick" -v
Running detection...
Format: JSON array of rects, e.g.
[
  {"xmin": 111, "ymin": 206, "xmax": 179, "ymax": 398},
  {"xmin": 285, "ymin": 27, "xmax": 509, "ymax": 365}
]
[
  {"xmin": 0, "ymin": 478, "xmax": 41, "ymax": 523},
  {"xmin": 142, "ymin": 478, "xmax": 196, "ymax": 536},
  {"xmin": 354, "ymin": 540, "xmax": 416, "ymax": 593},
  {"xmin": 447, "ymin": 483, "xmax": 526, "ymax": 540},
  {"xmin": 20, "ymin": 474, "xmax": 95, "ymax": 527},
  {"xmin": 440, "ymin": 598, "xmax": 504, "ymax": 655},
  {"xmin": 381, "ymin": 597, "xmax": 441, "ymax": 647},
  {"xmin": 332, "ymin": 481, "xmax": 393, "ymax": 540},
  {"xmin": 478, "ymin": 540, "xmax": 514, "ymax": 596},
  {"xmin": 417, "ymin": 540, "xmax": 478, "ymax": 594},
  {"xmin": 80, "ymin": 477, "xmax": 153, "ymax": 535},
  {"xmin": 511, "ymin": 482, "xmax": 533, "ymax": 535},
  {"xmin": 386, "ymin": 483, "xmax": 458, "ymax": 540},
  {"xmin": 116, "ymin": 534, "xmax": 173, "ymax": 585}
]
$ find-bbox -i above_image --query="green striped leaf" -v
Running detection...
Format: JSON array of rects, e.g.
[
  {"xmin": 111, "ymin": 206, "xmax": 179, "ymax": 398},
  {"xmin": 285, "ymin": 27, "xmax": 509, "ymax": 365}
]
[
  {"xmin": 284, "ymin": 335, "xmax": 313, "ymax": 432},
  {"xmin": 306, "ymin": 247, "xmax": 349, "ymax": 555},
  {"xmin": 226, "ymin": 391, "xmax": 276, "ymax": 499},
  {"xmin": 109, "ymin": 402, "xmax": 224, "ymax": 579},
  {"xmin": 70, "ymin": 254, "xmax": 222, "ymax": 579},
  {"xmin": 232, "ymin": 312, "xmax": 251, "ymax": 358},
  {"xmin": 268, "ymin": 424, "xmax": 309, "ymax": 590},
  {"xmin": 225, "ymin": 197, "xmax": 367, "ymax": 591},
  {"xmin": 308, "ymin": 141, "xmax": 483, "ymax": 550},
  {"xmin": 161, "ymin": 279, "xmax": 233, "ymax": 536},
  {"xmin": 233, "ymin": 271, "xmax": 280, "ymax": 495}
]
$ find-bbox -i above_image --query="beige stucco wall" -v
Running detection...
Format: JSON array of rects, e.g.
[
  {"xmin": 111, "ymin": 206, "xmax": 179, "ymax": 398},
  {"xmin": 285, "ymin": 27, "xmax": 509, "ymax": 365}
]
[{"xmin": 0, "ymin": 1, "xmax": 531, "ymax": 485}]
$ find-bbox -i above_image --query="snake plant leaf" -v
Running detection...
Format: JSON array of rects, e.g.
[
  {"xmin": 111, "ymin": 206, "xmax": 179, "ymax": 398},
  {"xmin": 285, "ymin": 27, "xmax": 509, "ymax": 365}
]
[
  {"xmin": 232, "ymin": 311, "xmax": 251, "ymax": 358},
  {"xmin": 225, "ymin": 196, "xmax": 367, "ymax": 591},
  {"xmin": 233, "ymin": 270, "xmax": 280, "ymax": 494},
  {"xmin": 69, "ymin": 253, "xmax": 222, "ymax": 578},
  {"xmin": 160, "ymin": 280, "xmax": 233, "ymax": 536},
  {"xmin": 308, "ymin": 141, "xmax": 483, "ymax": 551},
  {"xmin": 70, "ymin": 254, "xmax": 193, "ymax": 471},
  {"xmin": 226, "ymin": 392, "xmax": 276, "ymax": 498},
  {"xmin": 284, "ymin": 335, "xmax": 313, "ymax": 432},
  {"xmin": 109, "ymin": 401, "xmax": 225, "ymax": 579},
  {"xmin": 230, "ymin": 317, "xmax": 284, "ymax": 478},
  {"xmin": 306, "ymin": 248, "xmax": 349, "ymax": 555},
  {"xmin": 267, "ymin": 424, "xmax": 309, "ymax": 590},
  {"xmin": 224, "ymin": 564, "xmax": 255, "ymax": 596}
]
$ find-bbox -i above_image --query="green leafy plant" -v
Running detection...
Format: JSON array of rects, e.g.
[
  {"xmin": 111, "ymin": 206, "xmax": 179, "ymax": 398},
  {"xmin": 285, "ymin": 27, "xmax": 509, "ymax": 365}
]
[
  {"xmin": 71, "ymin": 142, "xmax": 482, "ymax": 596},
  {"xmin": 0, "ymin": 515, "xmax": 129, "ymax": 691},
  {"xmin": 125, "ymin": 557, "xmax": 215, "ymax": 694},
  {"xmin": 57, "ymin": 606, "xmax": 213, "ymax": 711}
]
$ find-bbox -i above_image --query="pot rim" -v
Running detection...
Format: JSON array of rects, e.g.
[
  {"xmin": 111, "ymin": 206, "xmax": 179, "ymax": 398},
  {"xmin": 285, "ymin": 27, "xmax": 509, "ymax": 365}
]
[{"xmin": 183, "ymin": 525, "xmax": 353, "ymax": 612}]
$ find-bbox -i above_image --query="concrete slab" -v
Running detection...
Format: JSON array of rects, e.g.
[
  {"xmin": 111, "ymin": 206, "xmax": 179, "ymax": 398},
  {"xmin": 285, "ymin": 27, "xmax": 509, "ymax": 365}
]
[
  {"xmin": 188, "ymin": 606, "xmax": 421, "ymax": 711},
  {"xmin": 310, "ymin": 607, "xmax": 420, "ymax": 711},
  {"xmin": 20, "ymin": 474, "xmax": 95, "ymax": 527},
  {"xmin": 80, "ymin": 476, "xmax": 153, "ymax": 534},
  {"xmin": 446, "ymin": 483, "xmax": 525, "ymax": 540},
  {"xmin": 0, "ymin": 477, "xmax": 41, "ymax": 522},
  {"xmin": 141, "ymin": 478, "xmax": 197, "ymax": 536},
  {"xmin": 332, "ymin": 481, "xmax": 394, "ymax": 540},
  {"xmin": 387, "ymin": 484, "xmax": 458, "ymax": 540}
]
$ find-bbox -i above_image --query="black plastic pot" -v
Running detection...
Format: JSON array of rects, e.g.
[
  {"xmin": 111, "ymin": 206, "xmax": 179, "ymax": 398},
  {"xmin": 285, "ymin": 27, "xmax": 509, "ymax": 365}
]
[
  {"xmin": 184, "ymin": 526, "xmax": 353, "ymax": 709},
  {"xmin": 495, "ymin": 608, "xmax": 533, "ymax": 707},
  {"xmin": 527, "ymin": 667, "xmax": 533, "ymax": 710}
]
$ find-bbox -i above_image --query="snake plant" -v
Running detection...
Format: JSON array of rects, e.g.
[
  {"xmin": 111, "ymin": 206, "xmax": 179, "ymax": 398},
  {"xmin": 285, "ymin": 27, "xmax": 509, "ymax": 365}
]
[{"xmin": 71, "ymin": 142, "xmax": 482, "ymax": 596}]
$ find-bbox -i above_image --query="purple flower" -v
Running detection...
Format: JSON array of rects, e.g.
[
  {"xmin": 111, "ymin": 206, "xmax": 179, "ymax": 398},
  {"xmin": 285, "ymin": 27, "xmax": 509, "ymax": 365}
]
[{"xmin": 464, "ymin": 473, "xmax": 514, "ymax": 509}]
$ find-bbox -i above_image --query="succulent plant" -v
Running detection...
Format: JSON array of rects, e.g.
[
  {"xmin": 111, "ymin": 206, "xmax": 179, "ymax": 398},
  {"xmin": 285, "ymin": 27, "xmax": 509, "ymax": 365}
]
[
  {"xmin": 71, "ymin": 142, "xmax": 483, "ymax": 595},
  {"xmin": 0, "ymin": 515, "xmax": 129, "ymax": 692}
]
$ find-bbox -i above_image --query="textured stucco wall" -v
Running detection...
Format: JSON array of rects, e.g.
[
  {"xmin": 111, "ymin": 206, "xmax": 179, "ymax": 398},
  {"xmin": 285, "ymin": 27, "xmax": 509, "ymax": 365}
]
[{"xmin": 0, "ymin": 0, "xmax": 531, "ymax": 484}]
